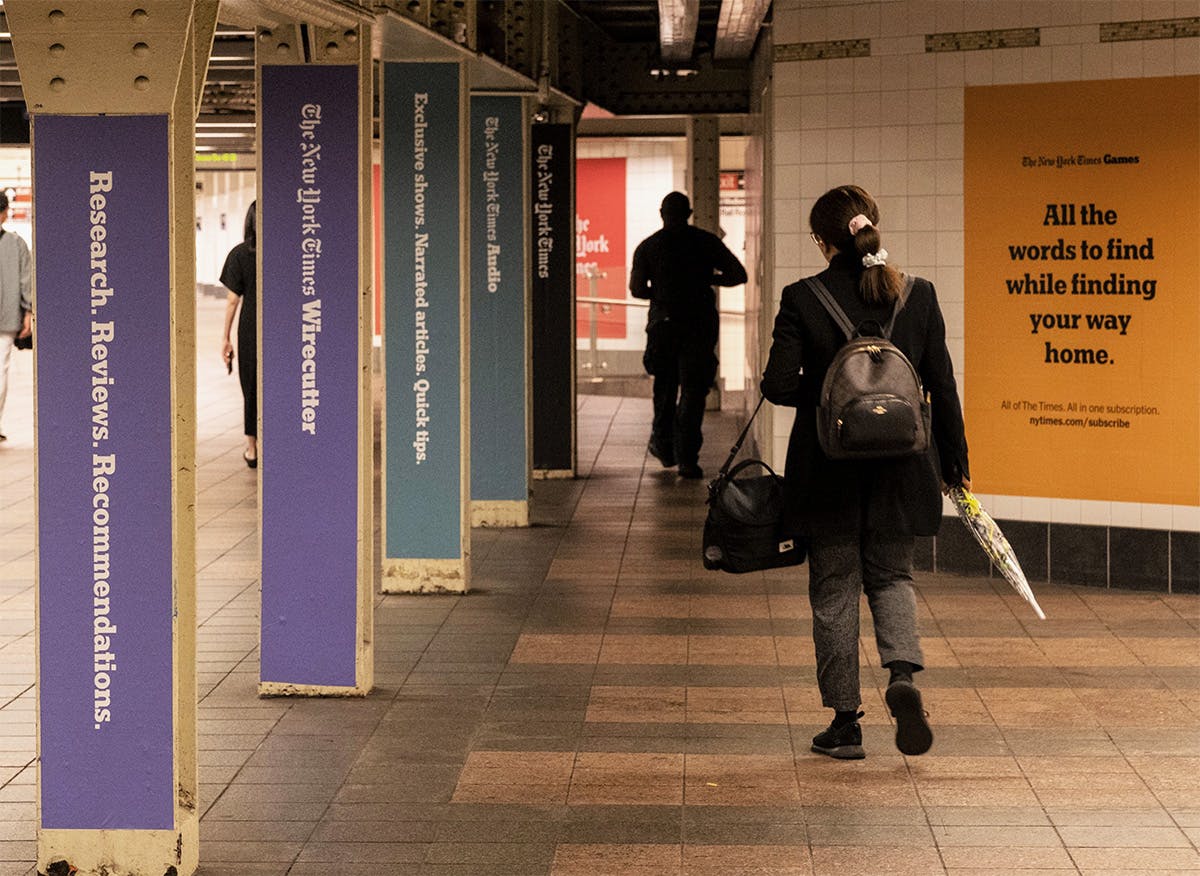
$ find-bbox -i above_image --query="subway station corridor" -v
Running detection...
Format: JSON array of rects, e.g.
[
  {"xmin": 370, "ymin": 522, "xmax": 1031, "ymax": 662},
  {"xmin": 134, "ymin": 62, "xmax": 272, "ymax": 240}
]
[{"xmin": 1, "ymin": 294, "xmax": 1198, "ymax": 874}]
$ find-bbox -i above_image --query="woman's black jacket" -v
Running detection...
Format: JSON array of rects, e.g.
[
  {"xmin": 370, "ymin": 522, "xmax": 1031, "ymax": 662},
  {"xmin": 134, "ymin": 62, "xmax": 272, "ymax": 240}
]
[{"xmin": 761, "ymin": 254, "xmax": 970, "ymax": 537}]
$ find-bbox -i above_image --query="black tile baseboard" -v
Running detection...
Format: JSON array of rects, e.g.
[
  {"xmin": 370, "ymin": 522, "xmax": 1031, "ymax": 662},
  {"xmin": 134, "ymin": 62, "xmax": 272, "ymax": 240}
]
[
  {"xmin": 1110, "ymin": 527, "xmax": 1170, "ymax": 592},
  {"xmin": 1172, "ymin": 531, "xmax": 1199, "ymax": 595},
  {"xmin": 1050, "ymin": 523, "xmax": 1110, "ymax": 588},
  {"xmin": 921, "ymin": 517, "xmax": 1195, "ymax": 594}
]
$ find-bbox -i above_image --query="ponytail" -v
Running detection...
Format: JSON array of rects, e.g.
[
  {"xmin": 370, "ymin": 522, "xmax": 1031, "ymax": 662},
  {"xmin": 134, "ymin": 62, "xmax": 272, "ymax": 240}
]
[
  {"xmin": 850, "ymin": 222, "xmax": 903, "ymax": 305},
  {"xmin": 809, "ymin": 184, "xmax": 903, "ymax": 305}
]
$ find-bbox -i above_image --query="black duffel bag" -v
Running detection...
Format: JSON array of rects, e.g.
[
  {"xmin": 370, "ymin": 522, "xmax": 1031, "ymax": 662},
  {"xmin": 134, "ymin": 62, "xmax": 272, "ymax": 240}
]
[{"xmin": 701, "ymin": 397, "xmax": 806, "ymax": 574}]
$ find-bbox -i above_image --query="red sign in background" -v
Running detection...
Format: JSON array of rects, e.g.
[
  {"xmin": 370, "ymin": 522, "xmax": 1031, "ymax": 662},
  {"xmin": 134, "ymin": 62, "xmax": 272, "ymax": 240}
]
[{"xmin": 575, "ymin": 158, "xmax": 627, "ymax": 339}]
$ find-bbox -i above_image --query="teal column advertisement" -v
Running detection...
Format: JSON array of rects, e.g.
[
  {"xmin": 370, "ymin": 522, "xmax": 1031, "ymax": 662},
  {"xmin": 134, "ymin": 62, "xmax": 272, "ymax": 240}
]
[
  {"xmin": 383, "ymin": 62, "xmax": 463, "ymax": 559},
  {"xmin": 470, "ymin": 96, "xmax": 527, "ymax": 503}
]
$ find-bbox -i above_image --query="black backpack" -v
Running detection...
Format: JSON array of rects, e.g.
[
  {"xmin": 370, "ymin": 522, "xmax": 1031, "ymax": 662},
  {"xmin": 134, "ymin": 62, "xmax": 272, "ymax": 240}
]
[{"xmin": 805, "ymin": 276, "xmax": 930, "ymax": 460}]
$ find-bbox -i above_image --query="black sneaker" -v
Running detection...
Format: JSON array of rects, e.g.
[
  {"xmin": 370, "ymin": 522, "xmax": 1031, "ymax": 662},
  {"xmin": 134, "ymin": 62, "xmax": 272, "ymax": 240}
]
[
  {"xmin": 647, "ymin": 439, "xmax": 676, "ymax": 468},
  {"xmin": 811, "ymin": 712, "xmax": 866, "ymax": 759},
  {"xmin": 678, "ymin": 462, "xmax": 704, "ymax": 479},
  {"xmin": 886, "ymin": 680, "xmax": 933, "ymax": 756}
]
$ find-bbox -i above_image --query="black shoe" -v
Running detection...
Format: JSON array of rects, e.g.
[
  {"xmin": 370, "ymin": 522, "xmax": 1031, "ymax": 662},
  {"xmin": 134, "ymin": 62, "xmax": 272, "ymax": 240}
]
[
  {"xmin": 886, "ymin": 680, "xmax": 932, "ymax": 756},
  {"xmin": 243, "ymin": 450, "xmax": 258, "ymax": 469},
  {"xmin": 678, "ymin": 463, "xmax": 704, "ymax": 479},
  {"xmin": 647, "ymin": 439, "xmax": 676, "ymax": 468},
  {"xmin": 811, "ymin": 712, "xmax": 865, "ymax": 759}
]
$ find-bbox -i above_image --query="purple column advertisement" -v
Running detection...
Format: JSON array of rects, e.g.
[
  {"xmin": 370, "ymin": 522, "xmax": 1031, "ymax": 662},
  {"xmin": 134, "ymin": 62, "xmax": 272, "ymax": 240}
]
[
  {"xmin": 35, "ymin": 115, "xmax": 174, "ymax": 829},
  {"xmin": 259, "ymin": 65, "xmax": 360, "ymax": 687}
]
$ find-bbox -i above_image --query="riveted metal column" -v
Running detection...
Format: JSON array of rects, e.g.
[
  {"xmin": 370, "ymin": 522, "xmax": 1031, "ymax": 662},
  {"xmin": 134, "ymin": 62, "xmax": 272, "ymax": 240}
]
[
  {"xmin": 5, "ymin": 1, "xmax": 211, "ymax": 873},
  {"xmin": 255, "ymin": 18, "xmax": 375, "ymax": 693},
  {"xmin": 687, "ymin": 114, "xmax": 721, "ymax": 234}
]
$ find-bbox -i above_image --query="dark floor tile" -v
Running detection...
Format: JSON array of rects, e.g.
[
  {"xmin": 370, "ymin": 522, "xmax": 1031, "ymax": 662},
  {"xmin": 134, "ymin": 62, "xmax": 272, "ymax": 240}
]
[{"xmin": 423, "ymin": 841, "xmax": 555, "ymax": 866}]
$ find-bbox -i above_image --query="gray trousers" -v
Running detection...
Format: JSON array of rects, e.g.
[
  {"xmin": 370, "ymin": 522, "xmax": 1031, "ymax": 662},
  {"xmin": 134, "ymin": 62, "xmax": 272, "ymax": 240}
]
[{"xmin": 807, "ymin": 532, "xmax": 925, "ymax": 711}]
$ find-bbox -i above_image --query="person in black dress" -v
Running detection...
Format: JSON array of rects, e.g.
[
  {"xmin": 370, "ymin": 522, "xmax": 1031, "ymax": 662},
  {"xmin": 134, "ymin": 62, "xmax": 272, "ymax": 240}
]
[{"xmin": 220, "ymin": 202, "xmax": 257, "ymax": 468}]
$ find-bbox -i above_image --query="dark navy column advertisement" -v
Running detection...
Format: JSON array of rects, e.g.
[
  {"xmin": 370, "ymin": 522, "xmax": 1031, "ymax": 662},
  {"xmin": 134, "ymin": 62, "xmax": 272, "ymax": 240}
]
[
  {"xmin": 35, "ymin": 115, "xmax": 174, "ymax": 828},
  {"xmin": 259, "ymin": 65, "xmax": 360, "ymax": 687},
  {"xmin": 530, "ymin": 123, "xmax": 574, "ymax": 471}
]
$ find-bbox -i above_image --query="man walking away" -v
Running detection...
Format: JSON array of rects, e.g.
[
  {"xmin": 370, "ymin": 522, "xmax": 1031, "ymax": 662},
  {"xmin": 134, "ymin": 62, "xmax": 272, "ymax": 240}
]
[{"xmin": 630, "ymin": 191, "xmax": 746, "ymax": 479}]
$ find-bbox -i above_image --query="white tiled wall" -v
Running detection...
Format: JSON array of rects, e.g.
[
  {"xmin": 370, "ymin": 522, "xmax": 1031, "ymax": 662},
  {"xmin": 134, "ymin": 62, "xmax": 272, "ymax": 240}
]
[
  {"xmin": 195, "ymin": 169, "xmax": 256, "ymax": 287},
  {"xmin": 765, "ymin": 0, "xmax": 1200, "ymax": 531}
]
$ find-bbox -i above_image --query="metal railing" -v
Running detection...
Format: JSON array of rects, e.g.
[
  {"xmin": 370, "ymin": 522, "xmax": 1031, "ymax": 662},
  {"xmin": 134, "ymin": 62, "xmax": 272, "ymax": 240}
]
[{"xmin": 575, "ymin": 266, "xmax": 745, "ymax": 382}]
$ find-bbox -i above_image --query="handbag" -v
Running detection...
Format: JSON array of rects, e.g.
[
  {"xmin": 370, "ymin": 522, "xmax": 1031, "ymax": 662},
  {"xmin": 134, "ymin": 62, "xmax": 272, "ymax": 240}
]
[
  {"xmin": 14, "ymin": 304, "xmax": 31, "ymax": 350},
  {"xmin": 702, "ymin": 395, "xmax": 806, "ymax": 573}
]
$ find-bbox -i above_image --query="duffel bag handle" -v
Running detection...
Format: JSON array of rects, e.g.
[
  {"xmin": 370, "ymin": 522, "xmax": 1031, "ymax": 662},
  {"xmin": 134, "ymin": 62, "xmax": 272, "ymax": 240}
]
[
  {"xmin": 724, "ymin": 457, "xmax": 780, "ymax": 481},
  {"xmin": 709, "ymin": 452, "xmax": 782, "ymax": 507},
  {"xmin": 717, "ymin": 394, "xmax": 767, "ymax": 478}
]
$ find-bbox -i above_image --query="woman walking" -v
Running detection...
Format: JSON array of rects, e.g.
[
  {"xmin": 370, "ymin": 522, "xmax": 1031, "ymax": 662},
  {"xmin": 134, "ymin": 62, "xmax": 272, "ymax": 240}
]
[
  {"xmin": 220, "ymin": 202, "xmax": 258, "ymax": 469},
  {"xmin": 762, "ymin": 185, "xmax": 971, "ymax": 758}
]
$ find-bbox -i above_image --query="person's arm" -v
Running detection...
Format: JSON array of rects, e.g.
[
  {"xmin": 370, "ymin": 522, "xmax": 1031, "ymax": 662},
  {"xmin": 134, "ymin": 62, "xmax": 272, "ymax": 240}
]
[
  {"xmin": 711, "ymin": 238, "xmax": 748, "ymax": 287},
  {"xmin": 219, "ymin": 247, "xmax": 245, "ymax": 367},
  {"xmin": 17, "ymin": 236, "xmax": 31, "ymax": 338},
  {"xmin": 222, "ymin": 292, "xmax": 241, "ymax": 367},
  {"xmin": 629, "ymin": 241, "xmax": 651, "ymax": 299},
  {"xmin": 760, "ymin": 286, "xmax": 806, "ymax": 406},
  {"xmin": 916, "ymin": 282, "xmax": 970, "ymax": 488}
]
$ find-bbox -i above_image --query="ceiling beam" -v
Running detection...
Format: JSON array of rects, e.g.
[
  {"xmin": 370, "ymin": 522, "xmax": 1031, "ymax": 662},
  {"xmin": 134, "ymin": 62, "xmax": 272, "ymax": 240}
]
[
  {"xmin": 657, "ymin": 0, "xmax": 698, "ymax": 63},
  {"xmin": 713, "ymin": 0, "xmax": 770, "ymax": 61}
]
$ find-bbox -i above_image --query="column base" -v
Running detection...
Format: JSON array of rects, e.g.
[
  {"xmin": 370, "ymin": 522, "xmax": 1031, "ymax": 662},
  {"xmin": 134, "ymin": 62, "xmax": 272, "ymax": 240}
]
[
  {"xmin": 39, "ymin": 816, "xmax": 198, "ymax": 876},
  {"xmin": 258, "ymin": 681, "xmax": 370, "ymax": 697},
  {"xmin": 470, "ymin": 500, "xmax": 530, "ymax": 528},
  {"xmin": 381, "ymin": 558, "xmax": 468, "ymax": 593}
]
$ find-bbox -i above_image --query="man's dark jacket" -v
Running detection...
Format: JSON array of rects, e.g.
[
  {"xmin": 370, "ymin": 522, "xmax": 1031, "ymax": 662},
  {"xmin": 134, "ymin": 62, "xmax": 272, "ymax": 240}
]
[{"xmin": 629, "ymin": 222, "xmax": 747, "ymax": 343}]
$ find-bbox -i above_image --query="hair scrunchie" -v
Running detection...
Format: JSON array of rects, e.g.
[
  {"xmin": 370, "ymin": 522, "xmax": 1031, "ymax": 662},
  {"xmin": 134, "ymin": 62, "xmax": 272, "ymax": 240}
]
[
  {"xmin": 848, "ymin": 213, "xmax": 872, "ymax": 235},
  {"xmin": 862, "ymin": 249, "xmax": 888, "ymax": 268}
]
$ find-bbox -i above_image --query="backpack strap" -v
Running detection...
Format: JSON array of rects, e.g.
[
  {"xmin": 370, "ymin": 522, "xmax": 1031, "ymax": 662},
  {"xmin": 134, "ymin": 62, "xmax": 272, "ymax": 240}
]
[
  {"xmin": 806, "ymin": 274, "xmax": 916, "ymax": 340},
  {"xmin": 803, "ymin": 277, "xmax": 855, "ymax": 341},
  {"xmin": 879, "ymin": 275, "xmax": 916, "ymax": 338}
]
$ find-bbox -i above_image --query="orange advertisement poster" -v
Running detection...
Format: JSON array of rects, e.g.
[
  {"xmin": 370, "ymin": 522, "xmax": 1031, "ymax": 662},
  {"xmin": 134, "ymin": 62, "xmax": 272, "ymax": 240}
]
[
  {"xmin": 575, "ymin": 157, "xmax": 628, "ymax": 339},
  {"xmin": 964, "ymin": 76, "xmax": 1200, "ymax": 506}
]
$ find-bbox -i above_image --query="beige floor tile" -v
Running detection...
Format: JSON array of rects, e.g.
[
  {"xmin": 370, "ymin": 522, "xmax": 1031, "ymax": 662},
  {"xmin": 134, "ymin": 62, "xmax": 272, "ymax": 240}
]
[
  {"xmin": 689, "ymin": 635, "xmax": 779, "ymax": 665},
  {"xmin": 1069, "ymin": 847, "xmax": 1200, "ymax": 869},
  {"xmin": 939, "ymin": 845, "xmax": 1073, "ymax": 868},
  {"xmin": 586, "ymin": 685, "xmax": 687, "ymax": 723},
  {"xmin": 810, "ymin": 845, "xmax": 944, "ymax": 876},
  {"xmin": 510, "ymin": 634, "xmax": 604, "ymax": 664},
  {"xmin": 600, "ymin": 634, "xmax": 689, "ymax": 665},
  {"xmin": 686, "ymin": 686, "xmax": 788, "ymax": 725}
]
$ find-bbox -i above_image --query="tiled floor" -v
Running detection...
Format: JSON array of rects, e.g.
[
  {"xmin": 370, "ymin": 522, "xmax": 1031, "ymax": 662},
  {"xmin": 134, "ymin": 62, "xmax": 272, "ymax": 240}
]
[{"xmin": 0, "ymin": 296, "xmax": 1198, "ymax": 875}]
